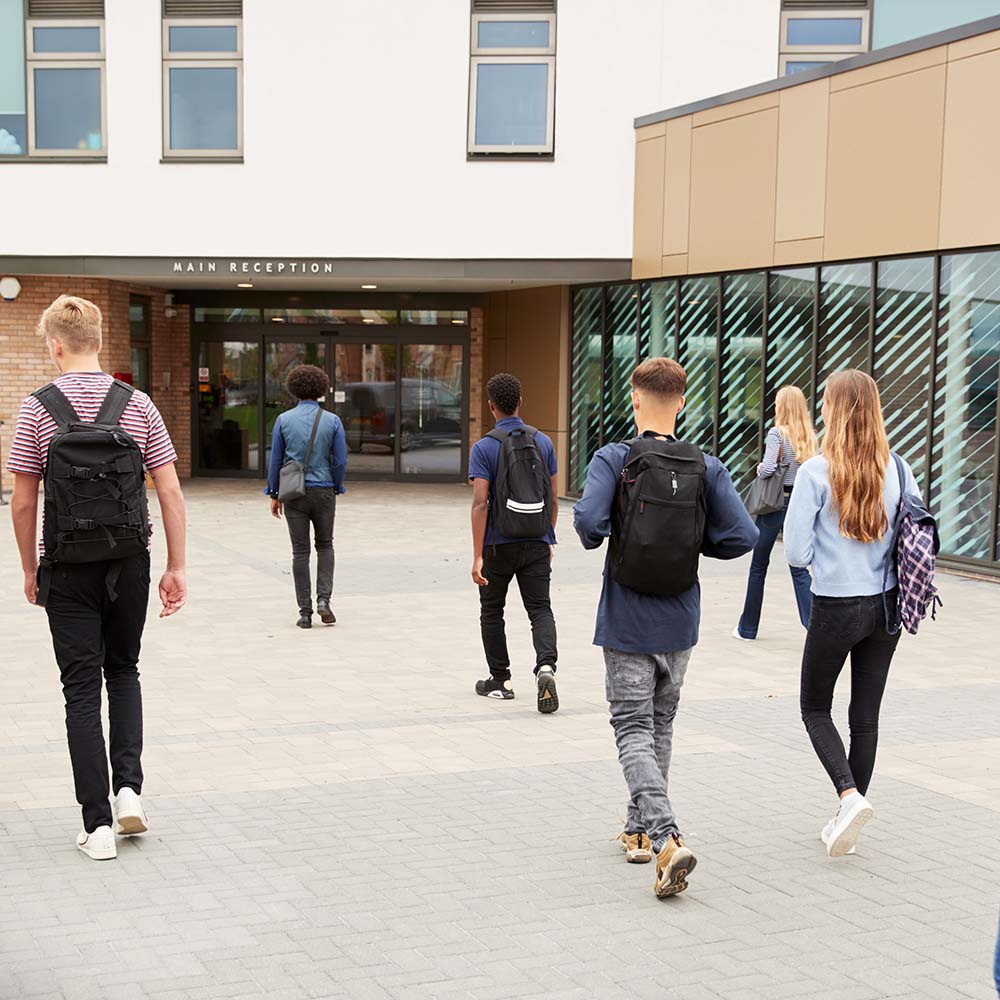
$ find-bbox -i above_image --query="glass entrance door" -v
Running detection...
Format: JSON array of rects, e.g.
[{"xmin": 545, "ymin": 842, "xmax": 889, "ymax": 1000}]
[
  {"xmin": 196, "ymin": 340, "xmax": 260, "ymax": 472},
  {"xmin": 332, "ymin": 343, "xmax": 398, "ymax": 475}
]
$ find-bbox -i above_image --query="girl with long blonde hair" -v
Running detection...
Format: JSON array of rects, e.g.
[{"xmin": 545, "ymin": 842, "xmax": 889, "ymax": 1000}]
[
  {"xmin": 783, "ymin": 370, "xmax": 922, "ymax": 858},
  {"xmin": 733, "ymin": 385, "xmax": 817, "ymax": 641}
]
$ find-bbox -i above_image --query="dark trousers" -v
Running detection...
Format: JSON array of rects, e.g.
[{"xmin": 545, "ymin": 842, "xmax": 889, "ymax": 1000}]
[
  {"xmin": 799, "ymin": 591, "xmax": 901, "ymax": 796},
  {"xmin": 284, "ymin": 487, "xmax": 336, "ymax": 613},
  {"xmin": 479, "ymin": 541, "xmax": 557, "ymax": 679},
  {"xmin": 737, "ymin": 495, "xmax": 813, "ymax": 638},
  {"xmin": 43, "ymin": 552, "xmax": 150, "ymax": 833}
]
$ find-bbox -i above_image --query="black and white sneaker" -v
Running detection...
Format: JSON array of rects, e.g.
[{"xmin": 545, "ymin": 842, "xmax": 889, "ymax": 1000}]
[
  {"xmin": 475, "ymin": 677, "xmax": 514, "ymax": 700},
  {"xmin": 536, "ymin": 666, "xmax": 559, "ymax": 714}
]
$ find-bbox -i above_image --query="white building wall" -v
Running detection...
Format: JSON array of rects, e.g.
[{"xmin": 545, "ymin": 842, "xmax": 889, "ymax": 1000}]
[{"xmin": 4, "ymin": 0, "xmax": 780, "ymax": 260}]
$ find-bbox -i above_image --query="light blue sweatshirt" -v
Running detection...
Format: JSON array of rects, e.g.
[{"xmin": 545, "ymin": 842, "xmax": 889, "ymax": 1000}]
[{"xmin": 783, "ymin": 454, "xmax": 921, "ymax": 597}]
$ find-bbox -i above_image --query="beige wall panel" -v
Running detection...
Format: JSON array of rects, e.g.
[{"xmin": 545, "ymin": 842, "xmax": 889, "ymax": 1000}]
[
  {"xmin": 636, "ymin": 121, "xmax": 666, "ymax": 141},
  {"xmin": 662, "ymin": 117, "xmax": 693, "ymax": 257},
  {"xmin": 692, "ymin": 92, "xmax": 779, "ymax": 128},
  {"xmin": 940, "ymin": 48, "xmax": 1000, "ymax": 249},
  {"xmin": 830, "ymin": 46, "xmax": 945, "ymax": 92},
  {"xmin": 824, "ymin": 66, "xmax": 946, "ymax": 261},
  {"xmin": 660, "ymin": 253, "xmax": 689, "ymax": 275},
  {"xmin": 774, "ymin": 238, "xmax": 825, "ymax": 266},
  {"xmin": 775, "ymin": 79, "xmax": 829, "ymax": 243},
  {"xmin": 632, "ymin": 135, "xmax": 666, "ymax": 279},
  {"xmin": 688, "ymin": 109, "xmax": 779, "ymax": 274},
  {"xmin": 502, "ymin": 285, "xmax": 566, "ymax": 435},
  {"xmin": 948, "ymin": 29, "xmax": 1000, "ymax": 62}
]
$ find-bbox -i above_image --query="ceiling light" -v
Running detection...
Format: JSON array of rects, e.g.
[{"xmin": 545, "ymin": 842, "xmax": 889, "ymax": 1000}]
[
  {"xmin": 361, "ymin": 283, "xmax": 377, "ymax": 290},
  {"xmin": 237, "ymin": 282, "xmax": 253, "ymax": 289},
  {"xmin": 363, "ymin": 317, "xmax": 375, "ymax": 324},
  {"xmin": 451, "ymin": 318, "xmax": 465, "ymax": 325},
  {"xmin": 271, "ymin": 316, "xmax": 285, "ymax": 323}
]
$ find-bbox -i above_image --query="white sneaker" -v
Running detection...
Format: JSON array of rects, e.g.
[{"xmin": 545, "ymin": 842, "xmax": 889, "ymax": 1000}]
[
  {"xmin": 732, "ymin": 625, "xmax": 754, "ymax": 641},
  {"xmin": 114, "ymin": 787, "xmax": 149, "ymax": 836},
  {"xmin": 821, "ymin": 816, "xmax": 855, "ymax": 855},
  {"xmin": 826, "ymin": 794, "xmax": 873, "ymax": 857},
  {"xmin": 77, "ymin": 826, "xmax": 117, "ymax": 860}
]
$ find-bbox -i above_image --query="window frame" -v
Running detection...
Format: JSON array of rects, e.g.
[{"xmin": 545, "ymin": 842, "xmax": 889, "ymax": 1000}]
[
  {"xmin": 780, "ymin": 10, "xmax": 870, "ymax": 53},
  {"xmin": 26, "ymin": 19, "xmax": 105, "ymax": 60},
  {"xmin": 470, "ymin": 12, "xmax": 556, "ymax": 56},
  {"xmin": 27, "ymin": 58, "xmax": 107, "ymax": 157},
  {"xmin": 468, "ymin": 54, "xmax": 555, "ymax": 156},
  {"xmin": 778, "ymin": 54, "xmax": 839, "ymax": 75},
  {"xmin": 162, "ymin": 58, "xmax": 244, "ymax": 159},
  {"xmin": 161, "ymin": 17, "xmax": 242, "ymax": 60}
]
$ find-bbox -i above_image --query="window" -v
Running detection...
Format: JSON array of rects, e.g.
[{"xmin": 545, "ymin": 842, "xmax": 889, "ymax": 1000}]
[
  {"xmin": 778, "ymin": 2, "xmax": 870, "ymax": 77},
  {"xmin": 468, "ymin": 1, "xmax": 556, "ymax": 156},
  {"xmin": 0, "ymin": 0, "xmax": 107, "ymax": 158},
  {"xmin": 162, "ymin": 0, "xmax": 243, "ymax": 159},
  {"xmin": 129, "ymin": 296, "xmax": 152, "ymax": 395}
]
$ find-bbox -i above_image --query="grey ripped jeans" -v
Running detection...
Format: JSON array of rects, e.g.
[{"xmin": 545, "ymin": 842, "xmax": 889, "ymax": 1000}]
[
  {"xmin": 604, "ymin": 646, "xmax": 691, "ymax": 853},
  {"xmin": 283, "ymin": 487, "xmax": 336, "ymax": 613}
]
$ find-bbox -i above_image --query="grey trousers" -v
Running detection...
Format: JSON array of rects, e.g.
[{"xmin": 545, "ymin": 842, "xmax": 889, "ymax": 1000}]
[
  {"xmin": 604, "ymin": 646, "xmax": 691, "ymax": 853},
  {"xmin": 283, "ymin": 487, "xmax": 336, "ymax": 613}
]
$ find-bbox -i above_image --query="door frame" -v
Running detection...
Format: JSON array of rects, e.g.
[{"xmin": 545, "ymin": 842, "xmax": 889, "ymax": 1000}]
[{"xmin": 191, "ymin": 323, "xmax": 471, "ymax": 482}]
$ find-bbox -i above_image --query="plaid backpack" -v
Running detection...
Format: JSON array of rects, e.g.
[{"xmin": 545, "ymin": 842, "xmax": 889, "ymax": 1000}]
[{"xmin": 882, "ymin": 454, "xmax": 941, "ymax": 636}]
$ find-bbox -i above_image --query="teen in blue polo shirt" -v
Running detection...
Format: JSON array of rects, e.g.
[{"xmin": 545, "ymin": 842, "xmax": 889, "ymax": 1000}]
[{"xmin": 469, "ymin": 373, "xmax": 559, "ymax": 713}]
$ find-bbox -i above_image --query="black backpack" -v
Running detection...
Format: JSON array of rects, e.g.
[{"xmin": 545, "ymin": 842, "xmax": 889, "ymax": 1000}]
[
  {"xmin": 610, "ymin": 434, "xmax": 707, "ymax": 596},
  {"xmin": 34, "ymin": 380, "xmax": 150, "ymax": 565},
  {"xmin": 488, "ymin": 425, "xmax": 553, "ymax": 539}
]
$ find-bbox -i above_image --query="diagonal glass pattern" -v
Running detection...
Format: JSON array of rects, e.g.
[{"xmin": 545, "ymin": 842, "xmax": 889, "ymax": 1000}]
[
  {"xmin": 639, "ymin": 279, "xmax": 677, "ymax": 361},
  {"xmin": 603, "ymin": 284, "xmax": 639, "ymax": 446},
  {"xmin": 569, "ymin": 286, "xmax": 603, "ymax": 493},
  {"xmin": 677, "ymin": 277, "xmax": 719, "ymax": 450},
  {"xmin": 766, "ymin": 268, "xmax": 816, "ymax": 426},
  {"xmin": 931, "ymin": 252, "xmax": 1000, "ymax": 561},
  {"xmin": 817, "ymin": 262, "xmax": 871, "ymax": 422},
  {"xmin": 719, "ymin": 273, "xmax": 765, "ymax": 494},
  {"xmin": 874, "ymin": 257, "xmax": 934, "ymax": 490}
]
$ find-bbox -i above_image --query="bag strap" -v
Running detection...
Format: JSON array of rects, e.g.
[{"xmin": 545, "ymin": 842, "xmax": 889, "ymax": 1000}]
[
  {"xmin": 33, "ymin": 383, "xmax": 81, "ymax": 428},
  {"xmin": 891, "ymin": 453, "xmax": 906, "ymax": 509},
  {"xmin": 302, "ymin": 407, "xmax": 324, "ymax": 469},
  {"xmin": 95, "ymin": 380, "xmax": 135, "ymax": 428},
  {"xmin": 882, "ymin": 452, "xmax": 904, "ymax": 636}
]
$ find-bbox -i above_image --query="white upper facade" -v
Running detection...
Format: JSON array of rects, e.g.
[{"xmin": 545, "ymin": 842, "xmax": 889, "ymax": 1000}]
[{"xmin": 3, "ymin": 0, "xmax": 781, "ymax": 261}]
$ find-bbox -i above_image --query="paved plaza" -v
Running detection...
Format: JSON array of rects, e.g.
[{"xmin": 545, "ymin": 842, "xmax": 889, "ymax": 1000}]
[{"xmin": 1, "ymin": 480, "xmax": 998, "ymax": 1000}]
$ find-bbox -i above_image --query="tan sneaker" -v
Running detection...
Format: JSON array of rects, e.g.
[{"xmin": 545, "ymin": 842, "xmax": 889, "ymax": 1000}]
[
  {"xmin": 654, "ymin": 834, "xmax": 697, "ymax": 898},
  {"xmin": 616, "ymin": 831, "xmax": 652, "ymax": 864}
]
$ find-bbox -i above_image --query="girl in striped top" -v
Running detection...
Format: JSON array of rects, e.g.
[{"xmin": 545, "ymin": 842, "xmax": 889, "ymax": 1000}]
[{"xmin": 733, "ymin": 385, "xmax": 817, "ymax": 641}]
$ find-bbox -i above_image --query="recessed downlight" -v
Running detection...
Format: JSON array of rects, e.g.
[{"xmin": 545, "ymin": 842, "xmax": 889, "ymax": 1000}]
[
  {"xmin": 362, "ymin": 317, "xmax": 375, "ymax": 324},
  {"xmin": 237, "ymin": 282, "xmax": 253, "ymax": 289},
  {"xmin": 451, "ymin": 318, "xmax": 465, "ymax": 325},
  {"xmin": 361, "ymin": 283, "xmax": 377, "ymax": 290}
]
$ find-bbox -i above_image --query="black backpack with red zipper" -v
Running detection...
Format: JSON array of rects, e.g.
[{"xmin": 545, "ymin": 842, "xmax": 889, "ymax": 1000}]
[{"xmin": 610, "ymin": 433, "xmax": 707, "ymax": 596}]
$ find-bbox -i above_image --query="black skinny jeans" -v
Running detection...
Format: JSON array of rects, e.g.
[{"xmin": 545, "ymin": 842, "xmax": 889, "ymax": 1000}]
[
  {"xmin": 284, "ymin": 487, "xmax": 336, "ymax": 613},
  {"xmin": 43, "ymin": 552, "xmax": 150, "ymax": 833},
  {"xmin": 479, "ymin": 541, "xmax": 557, "ymax": 679},
  {"xmin": 800, "ymin": 590, "xmax": 901, "ymax": 797}
]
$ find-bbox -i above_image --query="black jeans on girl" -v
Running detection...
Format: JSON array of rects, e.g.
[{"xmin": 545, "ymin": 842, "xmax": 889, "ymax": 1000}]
[{"xmin": 799, "ymin": 590, "xmax": 901, "ymax": 796}]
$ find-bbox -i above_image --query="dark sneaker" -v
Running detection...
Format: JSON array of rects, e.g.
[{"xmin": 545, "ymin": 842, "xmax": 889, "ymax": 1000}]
[
  {"xmin": 536, "ymin": 666, "xmax": 559, "ymax": 714},
  {"xmin": 654, "ymin": 834, "xmax": 697, "ymax": 898},
  {"xmin": 475, "ymin": 677, "xmax": 514, "ymax": 700},
  {"xmin": 317, "ymin": 601, "xmax": 336, "ymax": 625},
  {"xmin": 296, "ymin": 613, "xmax": 312, "ymax": 629}
]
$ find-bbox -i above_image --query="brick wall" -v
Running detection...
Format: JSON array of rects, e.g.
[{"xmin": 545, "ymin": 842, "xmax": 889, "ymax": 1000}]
[
  {"xmin": 0, "ymin": 277, "xmax": 191, "ymax": 494},
  {"xmin": 469, "ymin": 307, "xmax": 484, "ymax": 450}
]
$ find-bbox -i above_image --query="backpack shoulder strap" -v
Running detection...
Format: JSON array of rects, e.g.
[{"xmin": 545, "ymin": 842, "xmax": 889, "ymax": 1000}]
[
  {"xmin": 487, "ymin": 428, "xmax": 511, "ymax": 443},
  {"xmin": 95, "ymin": 380, "xmax": 135, "ymax": 427},
  {"xmin": 891, "ymin": 452, "xmax": 906, "ymax": 499},
  {"xmin": 32, "ymin": 383, "xmax": 80, "ymax": 428}
]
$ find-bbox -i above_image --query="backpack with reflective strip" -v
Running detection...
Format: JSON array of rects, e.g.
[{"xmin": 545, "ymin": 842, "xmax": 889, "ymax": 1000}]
[
  {"xmin": 487, "ymin": 425, "xmax": 553, "ymax": 539},
  {"xmin": 33, "ymin": 380, "xmax": 150, "ymax": 565}
]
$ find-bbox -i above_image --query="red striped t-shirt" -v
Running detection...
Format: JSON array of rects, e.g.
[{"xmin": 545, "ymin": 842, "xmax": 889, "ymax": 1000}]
[{"xmin": 7, "ymin": 372, "xmax": 178, "ymax": 553}]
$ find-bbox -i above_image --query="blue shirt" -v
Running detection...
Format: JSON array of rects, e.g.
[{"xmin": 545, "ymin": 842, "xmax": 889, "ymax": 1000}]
[
  {"xmin": 573, "ymin": 440, "xmax": 758, "ymax": 654},
  {"xmin": 783, "ymin": 453, "xmax": 921, "ymax": 597},
  {"xmin": 266, "ymin": 401, "xmax": 348, "ymax": 498},
  {"xmin": 469, "ymin": 416, "xmax": 558, "ymax": 546}
]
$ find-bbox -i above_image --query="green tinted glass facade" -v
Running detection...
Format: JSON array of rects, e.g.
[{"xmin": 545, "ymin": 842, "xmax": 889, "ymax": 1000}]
[{"xmin": 569, "ymin": 252, "xmax": 1000, "ymax": 573}]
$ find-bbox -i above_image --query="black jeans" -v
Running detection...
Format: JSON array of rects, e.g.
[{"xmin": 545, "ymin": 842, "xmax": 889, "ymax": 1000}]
[
  {"xmin": 43, "ymin": 552, "xmax": 150, "ymax": 833},
  {"xmin": 479, "ymin": 541, "xmax": 557, "ymax": 679},
  {"xmin": 284, "ymin": 487, "xmax": 336, "ymax": 613},
  {"xmin": 800, "ymin": 590, "xmax": 901, "ymax": 796}
]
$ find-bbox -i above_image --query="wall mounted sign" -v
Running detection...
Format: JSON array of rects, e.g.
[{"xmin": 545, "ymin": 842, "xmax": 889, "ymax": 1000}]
[
  {"xmin": 198, "ymin": 367, "xmax": 210, "ymax": 382},
  {"xmin": 172, "ymin": 259, "xmax": 336, "ymax": 275}
]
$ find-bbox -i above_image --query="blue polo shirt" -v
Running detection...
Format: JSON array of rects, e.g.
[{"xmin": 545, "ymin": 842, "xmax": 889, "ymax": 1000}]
[
  {"xmin": 573, "ymin": 440, "xmax": 758, "ymax": 654},
  {"xmin": 469, "ymin": 416, "xmax": 558, "ymax": 546}
]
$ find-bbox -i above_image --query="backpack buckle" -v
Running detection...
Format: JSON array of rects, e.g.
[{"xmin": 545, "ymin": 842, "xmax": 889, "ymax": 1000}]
[
  {"xmin": 70, "ymin": 466, "xmax": 94, "ymax": 479},
  {"xmin": 74, "ymin": 518, "xmax": 96, "ymax": 531}
]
